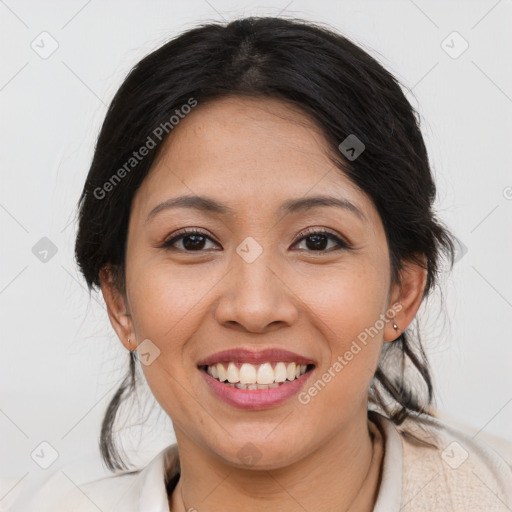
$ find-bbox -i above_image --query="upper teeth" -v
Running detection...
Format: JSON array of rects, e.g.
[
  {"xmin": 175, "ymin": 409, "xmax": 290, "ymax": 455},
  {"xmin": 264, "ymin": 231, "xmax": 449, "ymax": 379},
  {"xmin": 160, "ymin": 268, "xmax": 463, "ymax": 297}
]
[{"xmin": 206, "ymin": 362, "xmax": 308, "ymax": 385}]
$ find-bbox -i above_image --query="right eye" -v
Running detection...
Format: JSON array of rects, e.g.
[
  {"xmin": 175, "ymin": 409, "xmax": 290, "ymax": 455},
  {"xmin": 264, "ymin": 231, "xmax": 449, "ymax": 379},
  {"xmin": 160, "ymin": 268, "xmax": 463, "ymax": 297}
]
[{"xmin": 159, "ymin": 228, "xmax": 221, "ymax": 252}]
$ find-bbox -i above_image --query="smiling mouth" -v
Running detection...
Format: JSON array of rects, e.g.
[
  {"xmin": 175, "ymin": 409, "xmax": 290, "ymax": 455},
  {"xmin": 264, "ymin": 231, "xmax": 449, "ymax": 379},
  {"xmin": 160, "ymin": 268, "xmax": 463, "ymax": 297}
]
[{"xmin": 199, "ymin": 362, "xmax": 315, "ymax": 390}]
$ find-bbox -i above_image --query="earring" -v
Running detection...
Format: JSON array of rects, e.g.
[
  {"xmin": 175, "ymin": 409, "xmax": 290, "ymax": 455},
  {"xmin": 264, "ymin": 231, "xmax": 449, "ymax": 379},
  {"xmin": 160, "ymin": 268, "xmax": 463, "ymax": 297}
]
[{"xmin": 393, "ymin": 323, "xmax": 399, "ymax": 331}]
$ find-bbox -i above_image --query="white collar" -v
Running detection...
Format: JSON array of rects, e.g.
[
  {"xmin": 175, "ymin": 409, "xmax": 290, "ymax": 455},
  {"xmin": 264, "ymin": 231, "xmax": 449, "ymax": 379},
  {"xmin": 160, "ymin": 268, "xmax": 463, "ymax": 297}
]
[
  {"xmin": 372, "ymin": 412, "xmax": 403, "ymax": 512},
  {"xmin": 111, "ymin": 444, "xmax": 179, "ymax": 512}
]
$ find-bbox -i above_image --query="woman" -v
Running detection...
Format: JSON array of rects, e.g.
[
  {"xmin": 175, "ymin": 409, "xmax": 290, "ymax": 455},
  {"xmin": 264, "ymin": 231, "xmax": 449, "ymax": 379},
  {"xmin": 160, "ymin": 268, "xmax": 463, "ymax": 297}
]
[{"xmin": 17, "ymin": 15, "xmax": 512, "ymax": 512}]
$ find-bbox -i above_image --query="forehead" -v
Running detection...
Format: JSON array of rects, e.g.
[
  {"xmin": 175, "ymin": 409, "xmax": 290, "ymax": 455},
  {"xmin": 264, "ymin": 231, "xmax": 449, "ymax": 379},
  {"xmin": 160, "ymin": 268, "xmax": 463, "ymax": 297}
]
[{"xmin": 131, "ymin": 95, "xmax": 377, "ymax": 225}]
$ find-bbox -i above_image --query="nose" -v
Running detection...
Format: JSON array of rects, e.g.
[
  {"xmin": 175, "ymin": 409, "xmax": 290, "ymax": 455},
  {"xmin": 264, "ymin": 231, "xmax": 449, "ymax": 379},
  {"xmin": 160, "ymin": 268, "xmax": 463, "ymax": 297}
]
[{"xmin": 214, "ymin": 251, "xmax": 299, "ymax": 334}]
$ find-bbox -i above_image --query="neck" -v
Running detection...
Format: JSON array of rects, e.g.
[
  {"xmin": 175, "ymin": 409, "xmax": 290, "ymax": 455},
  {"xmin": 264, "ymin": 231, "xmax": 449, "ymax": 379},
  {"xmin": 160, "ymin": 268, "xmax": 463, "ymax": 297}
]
[{"xmin": 169, "ymin": 410, "xmax": 381, "ymax": 512}]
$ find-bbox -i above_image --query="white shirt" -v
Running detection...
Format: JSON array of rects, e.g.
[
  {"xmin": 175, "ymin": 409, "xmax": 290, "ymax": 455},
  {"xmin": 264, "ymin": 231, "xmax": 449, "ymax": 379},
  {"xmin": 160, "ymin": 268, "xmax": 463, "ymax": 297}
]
[{"xmin": 6, "ymin": 412, "xmax": 512, "ymax": 511}]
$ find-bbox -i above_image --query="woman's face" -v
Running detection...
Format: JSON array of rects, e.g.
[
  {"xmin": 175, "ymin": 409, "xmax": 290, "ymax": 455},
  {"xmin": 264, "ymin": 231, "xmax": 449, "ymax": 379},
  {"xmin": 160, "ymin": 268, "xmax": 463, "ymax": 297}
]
[{"xmin": 104, "ymin": 96, "xmax": 414, "ymax": 469}]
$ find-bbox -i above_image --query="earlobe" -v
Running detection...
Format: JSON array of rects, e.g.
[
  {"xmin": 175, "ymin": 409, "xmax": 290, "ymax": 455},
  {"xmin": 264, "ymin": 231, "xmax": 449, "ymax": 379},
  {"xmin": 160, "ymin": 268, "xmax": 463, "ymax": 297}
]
[
  {"xmin": 384, "ymin": 258, "xmax": 427, "ymax": 342},
  {"xmin": 382, "ymin": 305, "xmax": 402, "ymax": 342},
  {"xmin": 99, "ymin": 265, "xmax": 134, "ymax": 351}
]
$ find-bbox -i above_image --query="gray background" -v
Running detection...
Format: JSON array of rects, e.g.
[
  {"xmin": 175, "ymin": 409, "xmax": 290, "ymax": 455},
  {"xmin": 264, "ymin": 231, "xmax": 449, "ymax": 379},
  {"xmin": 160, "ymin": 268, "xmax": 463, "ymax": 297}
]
[{"xmin": 1, "ymin": 0, "xmax": 511, "ymax": 506}]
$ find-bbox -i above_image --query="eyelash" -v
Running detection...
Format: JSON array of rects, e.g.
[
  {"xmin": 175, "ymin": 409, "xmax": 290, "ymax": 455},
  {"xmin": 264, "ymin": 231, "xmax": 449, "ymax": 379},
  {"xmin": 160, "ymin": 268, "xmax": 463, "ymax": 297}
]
[{"xmin": 159, "ymin": 227, "xmax": 351, "ymax": 253}]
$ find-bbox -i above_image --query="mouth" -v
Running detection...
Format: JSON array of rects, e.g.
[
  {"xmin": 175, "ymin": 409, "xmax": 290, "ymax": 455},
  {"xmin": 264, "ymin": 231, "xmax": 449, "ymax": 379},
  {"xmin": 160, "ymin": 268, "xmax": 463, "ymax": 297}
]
[
  {"xmin": 200, "ymin": 361, "xmax": 315, "ymax": 389},
  {"xmin": 197, "ymin": 349, "xmax": 316, "ymax": 410}
]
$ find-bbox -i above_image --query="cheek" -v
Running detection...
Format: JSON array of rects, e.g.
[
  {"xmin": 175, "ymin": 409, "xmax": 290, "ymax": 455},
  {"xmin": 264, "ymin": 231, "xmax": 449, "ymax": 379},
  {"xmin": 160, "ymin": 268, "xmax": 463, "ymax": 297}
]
[
  {"xmin": 127, "ymin": 260, "xmax": 217, "ymax": 344},
  {"xmin": 124, "ymin": 261, "xmax": 219, "ymax": 428},
  {"xmin": 295, "ymin": 259, "xmax": 389, "ymax": 342},
  {"xmin": 294, "ymin": 262, "xmax": 388, "ymax": 401}
]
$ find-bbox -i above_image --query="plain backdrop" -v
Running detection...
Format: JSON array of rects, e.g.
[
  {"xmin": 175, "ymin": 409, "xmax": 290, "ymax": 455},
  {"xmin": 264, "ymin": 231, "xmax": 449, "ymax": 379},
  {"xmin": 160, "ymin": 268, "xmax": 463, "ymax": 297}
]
[{"xmin": 1, "ymin": 0, "xmax": 511, "ymax": 504}]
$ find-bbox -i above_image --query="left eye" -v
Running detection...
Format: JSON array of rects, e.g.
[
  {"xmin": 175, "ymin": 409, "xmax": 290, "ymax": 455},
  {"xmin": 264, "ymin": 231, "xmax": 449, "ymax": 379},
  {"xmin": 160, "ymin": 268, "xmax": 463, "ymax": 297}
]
[
  {"xmin": 292, "ymin": 230, "xmax": 348, "ymax": 252},
  {"xmin": 160, "ymin": 229, "xmax": 349, "ymax": 252}
]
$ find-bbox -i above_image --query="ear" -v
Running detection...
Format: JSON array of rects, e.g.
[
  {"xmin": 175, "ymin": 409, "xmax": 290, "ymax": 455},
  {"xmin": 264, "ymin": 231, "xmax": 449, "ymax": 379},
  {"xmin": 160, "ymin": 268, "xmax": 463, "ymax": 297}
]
[
  {"xmin": 99, "ymin": 265, "xmax": 135, "ymax": 351},
  {"xmin": 384, "ymin": 257, "xmax": 427, "ymax": 342}
]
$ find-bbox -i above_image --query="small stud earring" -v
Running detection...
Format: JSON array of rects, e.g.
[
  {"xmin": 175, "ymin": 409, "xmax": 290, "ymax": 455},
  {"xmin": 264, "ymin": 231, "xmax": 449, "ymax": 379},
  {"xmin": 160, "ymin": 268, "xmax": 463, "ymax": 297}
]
[{"xmin": 393, "ymin": 323, "xmax": 399, "ymax": 331}]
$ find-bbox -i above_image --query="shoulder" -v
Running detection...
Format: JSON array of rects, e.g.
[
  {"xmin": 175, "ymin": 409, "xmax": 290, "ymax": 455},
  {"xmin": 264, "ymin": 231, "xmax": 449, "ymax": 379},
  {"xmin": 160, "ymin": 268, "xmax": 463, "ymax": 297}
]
[
  {"xmin": 382, "ymin": 411, "xmax": 512, "ymax": 511},
  {"xmin": 7, "ymin": 466, "xmax": 142, "ymax": 512},
  {"xmin": 7, "ymin": 444, "xmax": 178, "ymax": 512}
]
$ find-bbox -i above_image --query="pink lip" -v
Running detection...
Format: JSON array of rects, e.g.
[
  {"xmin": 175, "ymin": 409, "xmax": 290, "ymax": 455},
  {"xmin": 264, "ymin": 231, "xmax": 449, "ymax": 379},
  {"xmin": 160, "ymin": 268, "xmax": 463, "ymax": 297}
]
[
  {"xmin": 197, "ymin": 348, "xmax": 315, "ymax": 367},
  {"xmin": 200, "ymin": 369, "xmax": 314, "ymax": 410}
]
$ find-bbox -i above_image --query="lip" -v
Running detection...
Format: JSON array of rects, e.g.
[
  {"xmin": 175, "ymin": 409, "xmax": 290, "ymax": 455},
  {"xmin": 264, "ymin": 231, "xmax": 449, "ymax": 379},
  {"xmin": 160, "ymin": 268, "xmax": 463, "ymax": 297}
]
[
  {"xmin": 200, "ymin": 367, "xmax": 314, "ymax": 410},
  {"xmin": 197, "ymin": 348, "xmax": 316, "ymax": 410},
  {"xmin": 197, "ymin": 348, "xmax": 316, "ymax": 367}
]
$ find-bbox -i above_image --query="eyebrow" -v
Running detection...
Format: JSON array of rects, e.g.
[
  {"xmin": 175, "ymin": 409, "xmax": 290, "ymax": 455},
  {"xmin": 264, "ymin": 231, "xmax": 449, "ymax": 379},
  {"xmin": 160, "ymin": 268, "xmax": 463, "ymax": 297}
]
[{"xmin": 145, "ymin": 194, "xmax": 367, "ymax": 225}]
